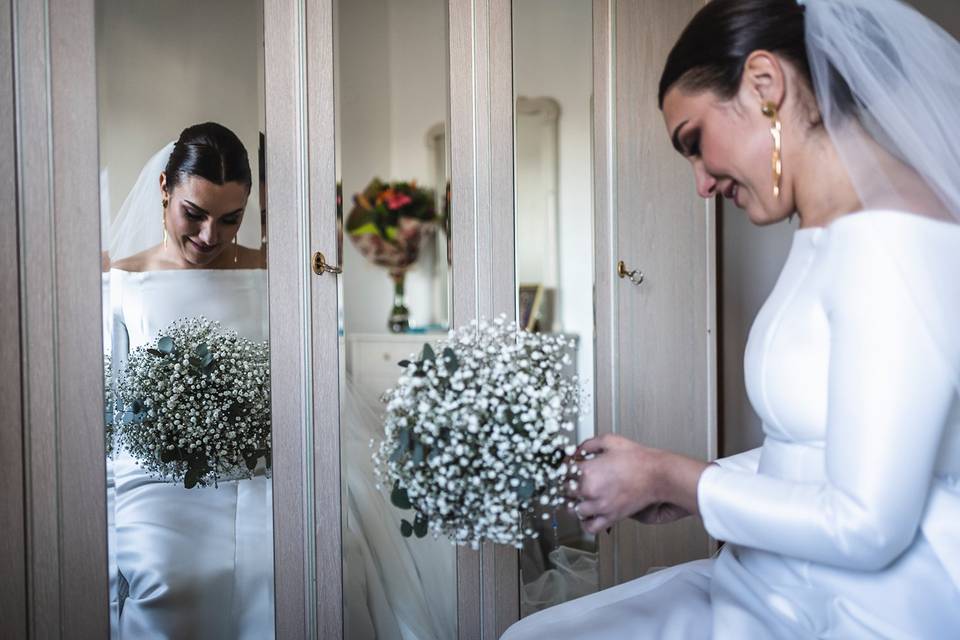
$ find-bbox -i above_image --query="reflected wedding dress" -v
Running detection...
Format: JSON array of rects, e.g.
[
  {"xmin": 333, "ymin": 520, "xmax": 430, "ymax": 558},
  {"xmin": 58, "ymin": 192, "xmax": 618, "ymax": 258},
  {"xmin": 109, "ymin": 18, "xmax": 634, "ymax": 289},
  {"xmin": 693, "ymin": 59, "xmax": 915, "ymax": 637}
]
[
  {"xmin": 504, "ymin": 211, "xmax": 960, "ymax": 639},
  {"xmin": 109, "ymin": 268, "xmax": 275, "ymax": 640},
  {"xmin": 107, "ymin": 266, "xmax": 456, "ymax": 640}
]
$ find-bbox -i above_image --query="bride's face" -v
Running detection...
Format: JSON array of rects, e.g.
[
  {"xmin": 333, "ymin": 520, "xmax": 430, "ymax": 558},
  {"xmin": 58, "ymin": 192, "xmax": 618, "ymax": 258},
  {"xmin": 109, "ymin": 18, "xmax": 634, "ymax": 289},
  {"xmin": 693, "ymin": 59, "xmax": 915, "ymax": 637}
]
[
  {"xmin": 662, "ymin": 86, "xmax": 793, "ymax": 226},
  {"xmin": 161, "ymin": 174, "xmax": 250, "ymax": 266}
]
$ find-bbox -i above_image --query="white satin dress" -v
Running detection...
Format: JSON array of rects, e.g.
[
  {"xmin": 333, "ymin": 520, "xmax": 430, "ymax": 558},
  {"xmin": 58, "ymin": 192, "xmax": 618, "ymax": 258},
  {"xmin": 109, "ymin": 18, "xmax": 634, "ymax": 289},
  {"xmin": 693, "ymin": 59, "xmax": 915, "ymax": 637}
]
[
  {"xmin": 503, "ymin": 210, "xmax": 960, "ymax": 639},
  {"xmin": 108, "ymin": 268, "xmax": 275, "ymax": 640}
]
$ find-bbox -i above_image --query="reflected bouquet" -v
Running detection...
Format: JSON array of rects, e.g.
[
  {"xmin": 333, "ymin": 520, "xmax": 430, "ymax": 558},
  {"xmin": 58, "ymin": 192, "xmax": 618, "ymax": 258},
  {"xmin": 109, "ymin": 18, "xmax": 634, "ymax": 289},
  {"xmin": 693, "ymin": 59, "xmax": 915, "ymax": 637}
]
[
  {"xmin": 113, "ymin": 317, "xmax": 271, "ymax": 488},
  {"xmin": 345, "ymin": 178, "xmax": 438, "ymax": 276},
  {"xmin": 372, "ymin": 316, "xmax": 580, "ymax": 549}
]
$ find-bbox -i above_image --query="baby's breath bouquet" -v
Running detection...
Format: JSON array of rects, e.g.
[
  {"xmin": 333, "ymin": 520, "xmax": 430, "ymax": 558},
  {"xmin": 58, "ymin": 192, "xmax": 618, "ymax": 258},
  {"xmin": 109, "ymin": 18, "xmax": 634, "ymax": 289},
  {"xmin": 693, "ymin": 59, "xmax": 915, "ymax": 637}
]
[
  {"xmin": 113, "ymin": 317, "xmax": 271, "ymax": 488},
  {"xmin": 372, "ymin": 316, "xmax": 580, "ymax": 549}
]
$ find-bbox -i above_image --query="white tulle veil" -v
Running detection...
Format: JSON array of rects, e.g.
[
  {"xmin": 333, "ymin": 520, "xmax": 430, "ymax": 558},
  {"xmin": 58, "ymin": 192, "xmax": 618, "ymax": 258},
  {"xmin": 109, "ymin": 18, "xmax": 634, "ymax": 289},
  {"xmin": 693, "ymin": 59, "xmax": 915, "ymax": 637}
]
[
  {"xmin": 801, "ymin": 0, "xmax": 960, "ymax": 384},
  {"xmin": 108, "ymin": 142, "xmax": 176, "ymax": 261},
  {"xmin": 802, "ymin": 0, "xmax": 960, "ymax": 223}
]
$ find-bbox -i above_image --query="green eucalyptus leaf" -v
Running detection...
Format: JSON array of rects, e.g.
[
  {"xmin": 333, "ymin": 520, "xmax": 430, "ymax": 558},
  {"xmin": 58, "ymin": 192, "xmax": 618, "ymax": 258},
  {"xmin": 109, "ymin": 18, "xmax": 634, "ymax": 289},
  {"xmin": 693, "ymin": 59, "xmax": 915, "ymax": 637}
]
[
  {"xmin": 398, "ymin": 427, "xmax": 411, "ymax": 451},
  {"xmin": 201, "ymin": 353, "xmax": 214, "ymax": 367},
  {"xmin": 390, "ymin": 481, "xmax": 412, "ymax": 510},
  {"xmin": 184, "ymin": 468, "xmax": 201, "ymax": 489},
  {"xmin": 195, "ymin": 343, "xmax": 209, "ymax": 357},
  {"xmin": 390, "ymin": 443, "xmax": 405, "ymax": 463},
  {"xmin": 413, "ymin": 514, "xmax": 428, "ymax": 538},
  {"xmin": 245, "ymin": 455, "xmax": 258, "ymax": 470},
  {"xmin": 398, "ymin": 359, "xmax": 411, "ymax": 368},
  {"xmin": 422, "ymin": 343, "xmax": 435, "ymax": 362},
  {"xmin": 413, "ymin": 442, "xmax": 425, "ymax": 465},
  {"xmin": 400, "ymin": 519, "xmax": 413, "ymax": 538},
  {"xmin": 442, "ymin": 347, "xmax": 458, "ymax": 374},
  {"xmin": 517, "ymin": 478, "xmax": 535, "ymax": 500},
  {"xmin": 157, "ymin": 336, "xmax": 175, "ymax": 355}
]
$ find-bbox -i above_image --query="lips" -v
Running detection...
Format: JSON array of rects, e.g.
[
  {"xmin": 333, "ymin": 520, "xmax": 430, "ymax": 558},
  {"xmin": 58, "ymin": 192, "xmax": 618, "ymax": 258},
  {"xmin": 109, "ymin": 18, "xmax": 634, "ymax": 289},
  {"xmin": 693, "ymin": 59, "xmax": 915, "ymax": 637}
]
[
  {"xmin": 722, "ymin": 182, "xmax": 740, "ymax": 207},
  {"xmin": 188, "ymin": 239, "xmax": 218, "ymax": 253}
]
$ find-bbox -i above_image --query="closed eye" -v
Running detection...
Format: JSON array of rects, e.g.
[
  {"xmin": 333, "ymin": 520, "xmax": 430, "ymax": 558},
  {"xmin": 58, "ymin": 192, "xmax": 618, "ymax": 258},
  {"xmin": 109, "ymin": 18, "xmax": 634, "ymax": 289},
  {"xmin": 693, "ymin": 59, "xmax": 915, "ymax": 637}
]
[{"xmin": 682, "ymin": 131, "xmax": 701, "ymax": 158}]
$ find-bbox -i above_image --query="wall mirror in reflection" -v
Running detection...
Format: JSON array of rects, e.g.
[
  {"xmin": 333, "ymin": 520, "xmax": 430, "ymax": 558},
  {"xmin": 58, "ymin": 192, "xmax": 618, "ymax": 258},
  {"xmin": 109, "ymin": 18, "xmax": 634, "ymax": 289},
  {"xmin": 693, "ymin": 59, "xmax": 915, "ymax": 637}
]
[
  {"xmin": 334, "ymin": 0, "xmax": 458, "ymax": 638},
  {"xmin": 97, "ymin": 1, "xmax": 273, "ymax": 638},
  {"xmin": 513, "ymin": 0, "xmax": 599, "ymax": 618}
]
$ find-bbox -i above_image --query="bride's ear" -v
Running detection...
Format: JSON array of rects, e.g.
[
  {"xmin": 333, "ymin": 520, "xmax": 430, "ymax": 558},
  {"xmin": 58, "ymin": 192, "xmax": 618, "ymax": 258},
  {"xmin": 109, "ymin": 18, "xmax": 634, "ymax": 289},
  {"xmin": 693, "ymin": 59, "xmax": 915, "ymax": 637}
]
[
  {"xmin": 159, "ymin": 171, "xmax": 169, "ymax": 198},
  {"xmin": 739, "ymin": 50, "xmax": 787, "ymax": 111}
]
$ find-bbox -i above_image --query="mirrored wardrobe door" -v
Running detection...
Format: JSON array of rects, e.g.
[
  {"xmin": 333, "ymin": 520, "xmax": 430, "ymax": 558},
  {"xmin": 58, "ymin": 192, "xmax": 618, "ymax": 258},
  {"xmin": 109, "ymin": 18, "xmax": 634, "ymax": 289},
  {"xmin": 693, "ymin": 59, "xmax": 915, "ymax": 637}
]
[
  {"xmin": 511, "ymin": 0, "xmax": 600, "ymax": 618},
  {"xmin": 331, "ymin": 0, "xmax": 459, "ymax": 638},
  {"xmin": 96, "ymin": 1, "xmax": 282, "ymax": 637}
]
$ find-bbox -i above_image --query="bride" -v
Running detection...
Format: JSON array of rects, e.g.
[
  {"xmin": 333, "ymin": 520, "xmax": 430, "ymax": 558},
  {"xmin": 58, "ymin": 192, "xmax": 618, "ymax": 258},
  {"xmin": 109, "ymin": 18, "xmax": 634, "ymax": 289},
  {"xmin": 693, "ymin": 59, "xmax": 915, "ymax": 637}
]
[
  {"xmin": 107, "ymin": 122, "xmax": 273, "ymax": 639},
  {"xmin": 106, "ymin": 122, "xmax": 455, "ymax": 640},
  {"xmin": 504, "ymin": 0, "xmax": 960, "ymax": 638}
]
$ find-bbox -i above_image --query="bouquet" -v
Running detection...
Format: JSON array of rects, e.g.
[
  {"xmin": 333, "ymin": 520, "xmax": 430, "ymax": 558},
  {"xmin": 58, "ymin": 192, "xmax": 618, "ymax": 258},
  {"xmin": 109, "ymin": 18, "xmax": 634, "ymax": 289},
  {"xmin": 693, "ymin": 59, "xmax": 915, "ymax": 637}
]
[
  {"xmin": 345, "ymin": 178, "xmax": 438, "ymax": 276},
  {"xmin": 372, "ymin": 316, "xmax": 581, "ymax": 549},
  {"xmin": 113, "ymin": 317, "xmax": 271, "ymax": 488}
]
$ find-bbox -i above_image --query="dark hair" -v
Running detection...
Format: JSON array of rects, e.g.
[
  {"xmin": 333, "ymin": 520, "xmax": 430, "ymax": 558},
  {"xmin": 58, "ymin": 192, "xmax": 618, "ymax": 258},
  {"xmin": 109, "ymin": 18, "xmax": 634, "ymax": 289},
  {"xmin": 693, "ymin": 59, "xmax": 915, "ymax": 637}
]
[
  {"xmin": 163, "ymin": 122, "xmax": 252, "ymax": 193},
  {"xmin": 658, "ymin": 0, "xmax": 809, "ymax": 108}
]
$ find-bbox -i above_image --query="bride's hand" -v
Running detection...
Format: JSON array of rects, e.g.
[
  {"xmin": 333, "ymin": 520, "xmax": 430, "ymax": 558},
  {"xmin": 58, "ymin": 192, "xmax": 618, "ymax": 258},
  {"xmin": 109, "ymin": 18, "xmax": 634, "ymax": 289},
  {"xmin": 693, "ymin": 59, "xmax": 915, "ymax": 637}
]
[{"xmin": 567, "ymin": 434, "xmax": 709, "ymax": 535}]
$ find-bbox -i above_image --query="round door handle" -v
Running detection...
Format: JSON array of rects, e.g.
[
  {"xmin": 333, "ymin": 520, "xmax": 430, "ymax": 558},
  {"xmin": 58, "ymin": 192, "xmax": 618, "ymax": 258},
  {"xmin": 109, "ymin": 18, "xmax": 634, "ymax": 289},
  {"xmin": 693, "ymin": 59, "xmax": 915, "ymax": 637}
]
[
  {"xmin": 312, "ymin": 251, "xmax": 342, "ymax": 276},
  {"xmin": 617, "ymin": 260, "xmax": 644, "ymax": 286}
]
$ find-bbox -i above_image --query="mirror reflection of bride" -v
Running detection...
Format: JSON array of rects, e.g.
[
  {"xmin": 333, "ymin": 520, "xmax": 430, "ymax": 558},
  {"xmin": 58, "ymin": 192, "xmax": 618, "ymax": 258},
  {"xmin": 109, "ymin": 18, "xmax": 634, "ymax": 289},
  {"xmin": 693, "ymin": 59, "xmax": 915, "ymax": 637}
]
[
  {"xmin": 106, "ymin": 122, "xmax": 454, "ymax": 640},
  {"xmin": 106, "ymin": 122, "xmax": 273, "ymax": 639}
]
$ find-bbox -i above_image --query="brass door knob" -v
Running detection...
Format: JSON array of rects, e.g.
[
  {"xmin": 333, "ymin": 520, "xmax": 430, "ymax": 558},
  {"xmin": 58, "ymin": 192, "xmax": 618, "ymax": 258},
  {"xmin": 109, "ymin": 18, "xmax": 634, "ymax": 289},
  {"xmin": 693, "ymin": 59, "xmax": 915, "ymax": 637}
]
[
  {"xmin": 312, "ymin": 251, "xmax": 342, "ymax": 276},
  {"xmin": 617, "ymin": 260, "xmax": 644, "ymax": 286}
]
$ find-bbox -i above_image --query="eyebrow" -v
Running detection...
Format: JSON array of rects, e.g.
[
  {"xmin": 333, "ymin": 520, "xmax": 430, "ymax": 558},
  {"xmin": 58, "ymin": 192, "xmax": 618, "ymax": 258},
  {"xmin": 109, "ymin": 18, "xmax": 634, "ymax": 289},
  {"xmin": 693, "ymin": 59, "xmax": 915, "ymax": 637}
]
[
  {"xmin": 183, "ymin": 200, "xmax": 243, "ymax": 217},
  {"xmin": 671, "ymin": 120, "xmax": 689, "ymax": 155}
]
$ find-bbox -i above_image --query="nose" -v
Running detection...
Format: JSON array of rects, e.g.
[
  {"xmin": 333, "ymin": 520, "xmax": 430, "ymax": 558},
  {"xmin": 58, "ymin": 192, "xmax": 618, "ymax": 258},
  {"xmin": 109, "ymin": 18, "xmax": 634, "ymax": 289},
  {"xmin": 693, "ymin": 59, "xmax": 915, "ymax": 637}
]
[
  {"xmin": 197, "ymin": 220, "xmax": 219, "ymax": 246},
  {"xmin": 693, "ymin": 161, "xmax": 718, "ymax": 199}
]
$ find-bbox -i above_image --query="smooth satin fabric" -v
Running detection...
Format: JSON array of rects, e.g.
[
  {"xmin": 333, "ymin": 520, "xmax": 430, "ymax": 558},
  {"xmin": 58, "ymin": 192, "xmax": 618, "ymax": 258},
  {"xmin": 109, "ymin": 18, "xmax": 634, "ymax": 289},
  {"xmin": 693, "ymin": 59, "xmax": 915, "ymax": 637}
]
[
  {"xmin": 109, "ymin": 268, "xmax": 275, "ymax": 640},
  {"xmin": 503, "ymin": 211, "xmax": 960, "ymax": 639}
]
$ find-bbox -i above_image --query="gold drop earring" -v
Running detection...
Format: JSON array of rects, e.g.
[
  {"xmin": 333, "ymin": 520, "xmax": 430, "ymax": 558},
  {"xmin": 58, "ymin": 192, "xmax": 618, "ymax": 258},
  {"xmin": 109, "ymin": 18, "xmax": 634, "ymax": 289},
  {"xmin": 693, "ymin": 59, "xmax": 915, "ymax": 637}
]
[
  {"xmin": 233, "ymin": 235, "xmax": 239, "ymax": 264},
  {"xmin": 761, "ymin": 101, "xmax": 783, "ymax": 199},
  {"xmin": 161, "ymin": 199, "xmax": 169, "ymax": 250}
]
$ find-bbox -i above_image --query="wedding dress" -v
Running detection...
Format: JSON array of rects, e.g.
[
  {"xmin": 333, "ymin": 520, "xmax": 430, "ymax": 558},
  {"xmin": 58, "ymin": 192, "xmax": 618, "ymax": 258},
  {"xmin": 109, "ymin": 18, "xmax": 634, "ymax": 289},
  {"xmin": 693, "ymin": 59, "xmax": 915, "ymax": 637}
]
[
  {"xmin": 109, "ymin": 267, "xmax": 275, "ymax": 640},
  {"xmin": 503, "ymin": 210, "xmax": 960, "ymax": 639}
]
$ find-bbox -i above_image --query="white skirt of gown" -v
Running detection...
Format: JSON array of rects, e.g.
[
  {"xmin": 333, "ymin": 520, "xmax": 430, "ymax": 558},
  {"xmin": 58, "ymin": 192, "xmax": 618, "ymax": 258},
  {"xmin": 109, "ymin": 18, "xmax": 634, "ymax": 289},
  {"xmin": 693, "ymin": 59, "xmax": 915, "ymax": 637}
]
[{"xmin": 112, "ymin": 452, "xmax": 275, "ymax": 640}]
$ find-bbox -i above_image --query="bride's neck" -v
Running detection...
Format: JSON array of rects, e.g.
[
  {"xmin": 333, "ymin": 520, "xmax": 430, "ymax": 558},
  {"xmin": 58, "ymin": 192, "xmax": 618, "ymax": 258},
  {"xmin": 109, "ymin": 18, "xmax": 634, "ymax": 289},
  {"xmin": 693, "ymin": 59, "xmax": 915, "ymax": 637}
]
[{"xmin": 792, "ymin": 130, "xmax": 861, "ymax": 229}]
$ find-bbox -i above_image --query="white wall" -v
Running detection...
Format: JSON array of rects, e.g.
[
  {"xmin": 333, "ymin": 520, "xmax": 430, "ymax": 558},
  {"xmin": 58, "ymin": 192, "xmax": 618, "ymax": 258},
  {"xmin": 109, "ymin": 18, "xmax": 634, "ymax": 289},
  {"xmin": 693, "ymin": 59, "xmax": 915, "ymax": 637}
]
[
  {"xmin": 96, "ymin": 0, "xmax": 264, "ymax": 250},
  {"xmin": 719, "ymin": 0, "xmax": 960, "ymax": 457}
]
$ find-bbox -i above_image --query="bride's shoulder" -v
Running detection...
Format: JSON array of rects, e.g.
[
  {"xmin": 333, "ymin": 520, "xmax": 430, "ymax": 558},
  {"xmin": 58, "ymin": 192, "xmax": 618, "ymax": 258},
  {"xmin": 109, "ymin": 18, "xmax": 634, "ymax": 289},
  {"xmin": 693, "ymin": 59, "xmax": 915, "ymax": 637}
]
[
  {"xmin": 233, "ymin": 245, "xmax": 267, "ymax": 270},
  {"xmin": 824, "ymin": 210, "xmax": 960, "ymax": 253},
  {"xmin": 110, "ymin": 246, "xmax": 160, "ymax": 273}
]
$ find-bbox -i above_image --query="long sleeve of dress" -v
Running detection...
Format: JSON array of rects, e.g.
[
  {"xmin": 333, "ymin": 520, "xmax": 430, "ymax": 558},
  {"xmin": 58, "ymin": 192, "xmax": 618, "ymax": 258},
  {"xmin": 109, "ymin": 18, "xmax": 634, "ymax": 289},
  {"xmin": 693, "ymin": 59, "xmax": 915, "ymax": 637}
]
[
  {"xmin": 713, "ymin": 448, "xmax": 762, "ymax": 474},
  {"xmin": 698, "ymin": 219, "xmax": 960, "ymax": 571}
]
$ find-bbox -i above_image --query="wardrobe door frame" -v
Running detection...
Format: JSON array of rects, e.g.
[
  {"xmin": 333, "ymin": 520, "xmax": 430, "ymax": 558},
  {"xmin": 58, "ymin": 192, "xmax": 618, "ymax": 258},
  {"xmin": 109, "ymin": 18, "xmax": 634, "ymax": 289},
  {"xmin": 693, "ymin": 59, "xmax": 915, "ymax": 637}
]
[{"xmin": 5, "ymin": 0, "xmax": 317, "ymax": 636}]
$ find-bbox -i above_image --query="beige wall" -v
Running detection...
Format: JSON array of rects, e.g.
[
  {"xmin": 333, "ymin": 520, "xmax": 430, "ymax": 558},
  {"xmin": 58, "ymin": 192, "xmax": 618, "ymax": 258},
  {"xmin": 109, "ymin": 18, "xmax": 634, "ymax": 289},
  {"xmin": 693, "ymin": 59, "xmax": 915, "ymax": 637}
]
[
  {"xmin": 96, "ymin": 0, "xmax": 264, "ymax": 249},
  {"xmin": 719, "ymin": 0, "xmax": 960, "ymax": 457}
]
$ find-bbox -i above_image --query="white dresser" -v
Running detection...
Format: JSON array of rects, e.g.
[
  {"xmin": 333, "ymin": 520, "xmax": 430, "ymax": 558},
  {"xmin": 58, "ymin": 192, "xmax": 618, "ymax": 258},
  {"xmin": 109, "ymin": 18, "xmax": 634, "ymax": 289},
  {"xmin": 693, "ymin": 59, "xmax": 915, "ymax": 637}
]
[{"xmin": 344, "ymin": 332, "xmax": 447, "ymax": 406}]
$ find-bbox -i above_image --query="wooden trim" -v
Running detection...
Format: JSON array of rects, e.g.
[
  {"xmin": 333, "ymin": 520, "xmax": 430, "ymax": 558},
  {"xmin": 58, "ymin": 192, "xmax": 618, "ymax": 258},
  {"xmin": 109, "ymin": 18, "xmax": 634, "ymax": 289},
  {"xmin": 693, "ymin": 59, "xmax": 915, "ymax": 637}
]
[
  {"xmin": 487, "ymin": 0, "xmax": 518, "ymax": 635},
  {"xmin": 14, "ymin": 0, "xmax": 109, "ymax": 635},
  {"xmin": 592, "ymin": 0, "xmax": 618, "ymax": 591},
  {"xmin": 15, "ymin": 0, "xmax": 60, "ymax": 631},
  {"xmin": 449, "ymin": 0, "xmax": 481, "ymax": 636},
  {"xmin": 0, "ymin": 0, "xmax": 26, "ymax": 635},
  {"xmin": 450, "ymin": 0, "xmax": 518, "ymax": 636},
  {"xmin": 264, "ymin": 0, "xmax": 314, "ymax": 636},
  {"xmin": 49, "ymin": 0, "xmax": 108, "ymax": 633},
  {"xmin": 305, "ymin": 0, "xmax": 343, "ymax": 637}
]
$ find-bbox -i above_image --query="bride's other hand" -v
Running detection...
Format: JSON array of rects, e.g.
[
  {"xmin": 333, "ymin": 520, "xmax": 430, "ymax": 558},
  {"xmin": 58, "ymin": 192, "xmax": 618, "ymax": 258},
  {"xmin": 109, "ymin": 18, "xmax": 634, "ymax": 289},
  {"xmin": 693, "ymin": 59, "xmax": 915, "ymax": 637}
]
[{"xmin": 568, "ymin": 434, "xmax": 710, "ymax": 535}]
